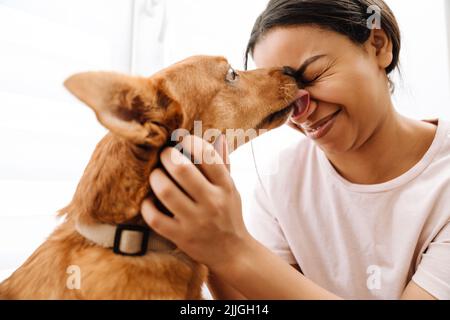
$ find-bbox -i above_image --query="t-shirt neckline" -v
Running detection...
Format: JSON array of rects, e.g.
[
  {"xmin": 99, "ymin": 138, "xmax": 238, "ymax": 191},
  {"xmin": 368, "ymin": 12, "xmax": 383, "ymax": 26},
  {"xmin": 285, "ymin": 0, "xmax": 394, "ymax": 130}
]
[{"xmin": 317, "ymin": 119, "xmax": 449, "ymax": 193}]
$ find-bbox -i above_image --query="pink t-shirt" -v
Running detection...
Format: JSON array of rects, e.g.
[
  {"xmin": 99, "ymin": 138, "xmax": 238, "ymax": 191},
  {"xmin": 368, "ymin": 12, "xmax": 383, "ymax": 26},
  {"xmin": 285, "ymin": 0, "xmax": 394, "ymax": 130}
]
[{"xmin": 245, "ymin": 120, "xmax": 450, "ymax": 299}]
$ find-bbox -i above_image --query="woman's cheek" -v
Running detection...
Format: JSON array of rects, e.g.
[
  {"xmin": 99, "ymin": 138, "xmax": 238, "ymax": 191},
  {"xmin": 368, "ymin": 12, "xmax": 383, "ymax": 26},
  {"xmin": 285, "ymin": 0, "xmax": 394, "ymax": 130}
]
[
  {"xmin": 311, "ymin": 75, "xmax": 370, "ymax": 151},
  {"xmin": 308, "ymin": 76, "xmax": 351, "ymax": 109}
]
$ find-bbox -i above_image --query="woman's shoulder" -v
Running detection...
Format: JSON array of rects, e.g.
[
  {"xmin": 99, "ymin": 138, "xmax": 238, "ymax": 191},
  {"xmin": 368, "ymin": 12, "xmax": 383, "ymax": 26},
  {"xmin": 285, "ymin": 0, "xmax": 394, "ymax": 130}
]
[{"xmin": 428, "ymin": 119, "xmax": 450, "ymax": 163}]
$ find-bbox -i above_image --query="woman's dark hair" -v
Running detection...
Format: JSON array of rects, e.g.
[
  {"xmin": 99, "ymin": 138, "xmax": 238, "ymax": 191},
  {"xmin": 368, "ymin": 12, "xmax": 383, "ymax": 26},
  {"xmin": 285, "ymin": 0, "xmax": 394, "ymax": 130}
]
[{"xmin": 244, "ymin": 0, "xmax": 401, "ymax": 78}]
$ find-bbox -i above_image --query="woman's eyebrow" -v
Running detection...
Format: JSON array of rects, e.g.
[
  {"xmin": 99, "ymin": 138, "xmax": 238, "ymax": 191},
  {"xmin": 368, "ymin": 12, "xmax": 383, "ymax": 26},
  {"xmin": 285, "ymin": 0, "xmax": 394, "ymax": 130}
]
[{"xmin": 297, "ymin": 54, "xmax": 327, "ymax": 75}]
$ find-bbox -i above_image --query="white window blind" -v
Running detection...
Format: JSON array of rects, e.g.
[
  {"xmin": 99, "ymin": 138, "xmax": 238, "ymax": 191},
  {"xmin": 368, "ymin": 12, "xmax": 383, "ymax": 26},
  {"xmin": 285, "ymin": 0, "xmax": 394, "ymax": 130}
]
[
  {"xmin": 131, "ymin": 0, "xmax": 168, "ymax": 75},
  {"xmin": 447, "ymin": 0, "xmax": 450, "ymax": 80},
  {"xmin": 0, "ymin": 0, "xmax": 134, "ymax": 281}
]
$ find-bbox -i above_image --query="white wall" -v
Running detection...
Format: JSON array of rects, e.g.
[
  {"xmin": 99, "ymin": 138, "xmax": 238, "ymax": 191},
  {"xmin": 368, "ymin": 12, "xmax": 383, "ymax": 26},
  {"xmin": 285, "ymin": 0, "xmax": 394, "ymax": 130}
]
[{"xmin": 386, "ymin": 0, "xmax": 450, "ymax": 120}]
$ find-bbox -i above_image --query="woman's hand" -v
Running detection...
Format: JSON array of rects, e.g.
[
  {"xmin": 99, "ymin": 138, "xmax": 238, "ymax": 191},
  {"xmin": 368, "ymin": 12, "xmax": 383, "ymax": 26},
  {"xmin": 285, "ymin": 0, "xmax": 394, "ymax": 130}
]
[
  {"xmin": 141, "ymin": 134, "xmax": 251, "ymax": 272},
  {"xmin": 141, "ymin": 134, "xmax": 341, "ymax": 299}
]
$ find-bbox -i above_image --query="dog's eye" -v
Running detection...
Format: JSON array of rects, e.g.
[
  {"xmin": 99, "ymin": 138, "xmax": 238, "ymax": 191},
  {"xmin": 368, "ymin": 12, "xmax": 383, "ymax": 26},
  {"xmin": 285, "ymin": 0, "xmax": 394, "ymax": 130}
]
[{"xmin": 225, "ymin": 67, "xmax": 239, "ymax": 83}]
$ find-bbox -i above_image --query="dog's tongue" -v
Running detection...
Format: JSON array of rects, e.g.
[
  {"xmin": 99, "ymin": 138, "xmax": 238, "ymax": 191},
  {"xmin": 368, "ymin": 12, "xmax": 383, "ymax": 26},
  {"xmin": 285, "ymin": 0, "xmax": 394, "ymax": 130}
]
[{"xmin": 292, "ymin": 94, "xmax": 310, "ymax": 118}]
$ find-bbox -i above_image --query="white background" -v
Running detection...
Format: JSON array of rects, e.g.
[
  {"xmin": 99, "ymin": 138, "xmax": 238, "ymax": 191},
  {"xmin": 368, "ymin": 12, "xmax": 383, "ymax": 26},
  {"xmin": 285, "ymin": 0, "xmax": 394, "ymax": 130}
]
[{"xmin": 0, "ymin": 0, "xmax": 449, "ymax": 284}]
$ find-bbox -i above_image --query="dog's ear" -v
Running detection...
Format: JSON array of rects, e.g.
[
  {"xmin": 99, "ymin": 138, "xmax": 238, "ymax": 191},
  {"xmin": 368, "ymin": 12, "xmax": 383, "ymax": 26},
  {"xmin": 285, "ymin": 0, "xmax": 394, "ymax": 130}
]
[{"xmin": 64, "ymin": 72, "xmax": 184, "ymax": 147}]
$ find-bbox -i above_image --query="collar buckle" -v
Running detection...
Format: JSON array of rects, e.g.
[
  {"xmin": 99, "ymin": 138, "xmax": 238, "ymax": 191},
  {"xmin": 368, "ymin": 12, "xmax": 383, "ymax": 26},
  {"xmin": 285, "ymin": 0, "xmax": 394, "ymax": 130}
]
[{"xmin": 113, "ymin": 224, "xmax": 150, "ymax": 256}]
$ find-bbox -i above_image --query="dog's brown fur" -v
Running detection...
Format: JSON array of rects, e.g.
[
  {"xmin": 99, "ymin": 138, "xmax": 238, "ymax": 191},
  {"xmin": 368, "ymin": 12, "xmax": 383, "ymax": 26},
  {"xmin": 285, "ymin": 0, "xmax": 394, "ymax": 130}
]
[{"xmin": 0, "ymin": 56, "xmax": 298, "ymax": 299}]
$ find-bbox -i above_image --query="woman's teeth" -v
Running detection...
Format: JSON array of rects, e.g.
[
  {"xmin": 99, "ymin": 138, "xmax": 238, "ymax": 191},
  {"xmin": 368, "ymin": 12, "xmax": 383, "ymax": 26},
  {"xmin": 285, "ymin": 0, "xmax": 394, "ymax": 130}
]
[
  {"xmin": 307, "ymin": 126, "xmax": 321, "ymax": 133},
  {"xmin": 301, "ymin": 109, "xmax": 341, "ymax": 139},
  {"xmin": 303, "ymin": 112, "xmax": 337, "ymax": 132}
]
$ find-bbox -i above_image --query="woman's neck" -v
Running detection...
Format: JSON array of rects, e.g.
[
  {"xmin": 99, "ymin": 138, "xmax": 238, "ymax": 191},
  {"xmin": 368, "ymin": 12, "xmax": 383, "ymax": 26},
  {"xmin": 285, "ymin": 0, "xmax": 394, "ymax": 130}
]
[{"xmin": 325, "ymin": 111, "xmax": 437, "ymax": 185}]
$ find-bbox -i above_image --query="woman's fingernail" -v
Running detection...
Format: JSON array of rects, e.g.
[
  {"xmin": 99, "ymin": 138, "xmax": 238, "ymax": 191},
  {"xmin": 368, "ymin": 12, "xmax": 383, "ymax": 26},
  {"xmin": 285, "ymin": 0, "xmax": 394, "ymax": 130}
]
[{"xmin": 169, "ymin": 147, "xmax": 191, "ymax": 165}]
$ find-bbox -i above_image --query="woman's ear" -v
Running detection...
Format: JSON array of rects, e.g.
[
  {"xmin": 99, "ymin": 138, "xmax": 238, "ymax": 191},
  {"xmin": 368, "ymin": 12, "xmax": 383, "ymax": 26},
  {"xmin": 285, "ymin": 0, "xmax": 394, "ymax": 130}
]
[
  {"xmin": 64, "ymin": 72, "xmax": 184, "ymax": 147},
  {"xmin": 367, "ymin": 28, "xmax": 394, "ymax": 70}
]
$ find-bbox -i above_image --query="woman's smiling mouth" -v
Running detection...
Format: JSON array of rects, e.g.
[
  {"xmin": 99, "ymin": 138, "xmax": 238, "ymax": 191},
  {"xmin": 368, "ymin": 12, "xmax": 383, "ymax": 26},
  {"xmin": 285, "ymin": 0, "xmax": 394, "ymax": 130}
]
[{"xmin": 302, "ymin": 109, "xmax": 342, "ymax": 140}]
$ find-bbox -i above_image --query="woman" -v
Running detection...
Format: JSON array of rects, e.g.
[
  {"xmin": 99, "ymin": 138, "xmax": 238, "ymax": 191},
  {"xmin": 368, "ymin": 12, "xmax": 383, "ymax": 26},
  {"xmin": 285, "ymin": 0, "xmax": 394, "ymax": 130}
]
[{"xmin": 141, "ymin": 0, "xmax": 450, "ymax": 299}]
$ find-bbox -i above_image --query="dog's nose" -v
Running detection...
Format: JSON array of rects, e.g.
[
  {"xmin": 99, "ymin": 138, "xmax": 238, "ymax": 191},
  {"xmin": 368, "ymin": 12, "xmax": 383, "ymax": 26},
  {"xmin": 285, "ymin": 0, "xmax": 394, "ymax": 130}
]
[
  {"xmin": 283, "ymin": 66, "xmax": 306, "ymax": 88},
  {"xmin": 282, "ymin": 66, "xmax": 297, "ymax": 78}
]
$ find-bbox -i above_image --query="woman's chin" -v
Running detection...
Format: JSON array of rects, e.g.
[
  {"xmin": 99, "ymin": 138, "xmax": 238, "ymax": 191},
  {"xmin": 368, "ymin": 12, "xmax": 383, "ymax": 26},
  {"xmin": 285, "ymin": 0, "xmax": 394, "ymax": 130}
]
[{"xmin": 314, "ymin": 124, "xmax": 351, "ymax": 155}]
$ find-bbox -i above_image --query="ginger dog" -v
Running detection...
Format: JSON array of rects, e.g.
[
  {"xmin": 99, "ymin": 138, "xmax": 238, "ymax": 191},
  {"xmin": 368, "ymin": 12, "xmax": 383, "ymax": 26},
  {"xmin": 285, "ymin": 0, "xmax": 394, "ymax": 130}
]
[{"xmin": 0, "ymin": 56, "xmax": 301, "ymax": 299}]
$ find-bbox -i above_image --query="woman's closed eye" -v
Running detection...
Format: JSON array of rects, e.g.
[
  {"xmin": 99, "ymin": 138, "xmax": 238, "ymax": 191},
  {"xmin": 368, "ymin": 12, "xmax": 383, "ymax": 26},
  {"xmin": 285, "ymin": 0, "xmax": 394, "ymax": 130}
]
[
  {"xmin": 299, "ymin": 59, "xmax": 336, "ymax": 86},
  {"xmin": 300, "ymin": 72, "xmax": 323, "ymax": 85}
]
